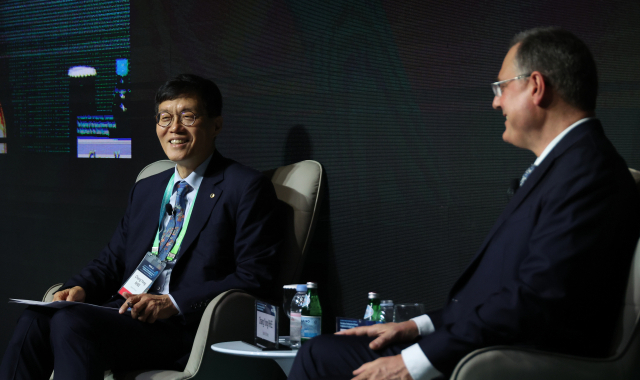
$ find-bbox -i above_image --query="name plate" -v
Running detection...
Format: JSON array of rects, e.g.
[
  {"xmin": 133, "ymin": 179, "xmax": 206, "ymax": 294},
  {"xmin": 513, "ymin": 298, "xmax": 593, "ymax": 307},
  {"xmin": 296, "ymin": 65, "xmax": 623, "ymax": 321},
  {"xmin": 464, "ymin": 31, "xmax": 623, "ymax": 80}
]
[
  {"xmin": 254, "ymin": 300, "xmax": 280, "ymax": 350},
  {"xmin": 336, "ymin": 317, "xmax": 382, "ymax": 332}
]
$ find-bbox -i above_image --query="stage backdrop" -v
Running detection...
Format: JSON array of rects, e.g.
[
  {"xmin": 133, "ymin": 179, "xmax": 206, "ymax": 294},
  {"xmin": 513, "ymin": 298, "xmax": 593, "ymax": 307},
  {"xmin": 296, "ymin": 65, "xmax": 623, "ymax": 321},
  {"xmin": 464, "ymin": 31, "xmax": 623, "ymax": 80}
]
[{"xmin": 1, "ymin": 0, "xmax": 639, "ymax": 362}]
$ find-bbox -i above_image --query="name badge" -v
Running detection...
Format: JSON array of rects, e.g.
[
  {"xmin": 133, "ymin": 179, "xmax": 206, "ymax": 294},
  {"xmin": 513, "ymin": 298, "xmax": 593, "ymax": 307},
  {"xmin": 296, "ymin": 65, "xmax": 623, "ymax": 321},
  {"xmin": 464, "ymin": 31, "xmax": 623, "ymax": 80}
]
[{"xmin": 118, "ymin": 252, "xmax": 166, "ymax": 296}]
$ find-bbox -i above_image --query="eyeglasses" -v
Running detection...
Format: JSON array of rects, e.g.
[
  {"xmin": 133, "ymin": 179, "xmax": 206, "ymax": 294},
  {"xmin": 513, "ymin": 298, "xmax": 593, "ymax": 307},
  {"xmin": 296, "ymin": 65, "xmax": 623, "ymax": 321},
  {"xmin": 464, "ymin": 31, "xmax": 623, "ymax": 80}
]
[
  {"xmin": 491, "ymin": 74, "xmax": 531, "ymax": 97},
  {"xmin": 155, "ymin": 111, "xmax": 199, "ymax": 128}
]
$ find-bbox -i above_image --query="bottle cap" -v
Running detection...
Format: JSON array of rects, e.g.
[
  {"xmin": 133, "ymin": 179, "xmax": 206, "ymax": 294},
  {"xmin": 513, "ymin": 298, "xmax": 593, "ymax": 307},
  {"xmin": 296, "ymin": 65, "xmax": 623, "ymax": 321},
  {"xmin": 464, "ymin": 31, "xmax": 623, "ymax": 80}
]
[
  {"xmin": 296, "ymin": 284, "xmax": 308, "ymax": 292},
  {"xmin": 306, "ymin": 282, "xmax": 317, "ymax": 289},
  {"xmin": 368, "ymin": 292, "xmax": 380, "ymax": 299}
]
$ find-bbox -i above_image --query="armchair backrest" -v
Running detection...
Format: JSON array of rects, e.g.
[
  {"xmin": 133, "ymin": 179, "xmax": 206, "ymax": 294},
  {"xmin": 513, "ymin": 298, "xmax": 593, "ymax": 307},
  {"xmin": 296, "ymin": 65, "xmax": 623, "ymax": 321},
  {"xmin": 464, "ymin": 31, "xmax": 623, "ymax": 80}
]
[
  {"xmin": 630, "ymin": 168, "xmax": 640, "ymax": 190},
  {"xmin": 136, "ymin": 159, "xmax": 174, "ymax": 182},
  {"xmin": 136, "ymin": 159, "xmax": 324, "ymax": 288},
  {"xmin": 263, "ymin": 160, "xmax": 324, "ymax": 287},
  {"xmin": 613, "ymin": 239, "xmax": 640, "ymax": 354},
  {"xmin": 611, "ymin": 168, "xmax": 640, "ymax": 354}
]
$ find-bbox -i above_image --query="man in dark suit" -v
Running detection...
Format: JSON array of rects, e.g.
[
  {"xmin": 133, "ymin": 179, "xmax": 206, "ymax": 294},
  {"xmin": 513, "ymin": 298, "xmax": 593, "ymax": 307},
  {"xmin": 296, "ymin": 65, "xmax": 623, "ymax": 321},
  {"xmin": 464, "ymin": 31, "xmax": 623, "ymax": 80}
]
[
  {"xmin": 289, "ymin": 27, "xmax": 640, "ymax": 380},
  {"xmin": 0, "ymin": 74, "xmax": 283, "ymax": 379}
]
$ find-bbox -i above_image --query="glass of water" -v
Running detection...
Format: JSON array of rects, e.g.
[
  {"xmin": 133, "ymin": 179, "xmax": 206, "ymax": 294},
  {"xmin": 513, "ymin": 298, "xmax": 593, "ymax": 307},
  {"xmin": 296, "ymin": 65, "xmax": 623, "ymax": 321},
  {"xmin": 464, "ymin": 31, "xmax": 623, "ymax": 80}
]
[
  {"xmin": 282, "ymin": 284, "xmax": 299, "ymax": 318},
  {"xmin": 393, "ymin": 303, "xmax": 426, "ymax": 322}
]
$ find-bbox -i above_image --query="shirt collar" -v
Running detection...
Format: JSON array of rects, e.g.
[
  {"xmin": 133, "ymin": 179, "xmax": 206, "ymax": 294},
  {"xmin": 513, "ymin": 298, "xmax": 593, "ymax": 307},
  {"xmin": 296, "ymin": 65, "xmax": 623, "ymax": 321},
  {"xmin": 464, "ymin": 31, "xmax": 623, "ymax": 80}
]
[
  {"xmin": 172, "ymin": 153, "xmax": 213, "ymax": 192},
  {"xmin": 534, "ymin": 117, "xmax": 596, "ymax": 166}
]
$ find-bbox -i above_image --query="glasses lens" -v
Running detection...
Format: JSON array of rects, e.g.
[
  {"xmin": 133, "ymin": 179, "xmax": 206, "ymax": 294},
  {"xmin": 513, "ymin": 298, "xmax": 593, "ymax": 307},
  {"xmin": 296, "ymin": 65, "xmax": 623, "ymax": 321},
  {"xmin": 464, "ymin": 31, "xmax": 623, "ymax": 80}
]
[
  {"xmin": 491, "ymin": 83, "xmax": 501, "ymax": 97},
  {"xmin": 180, "ymin": 112, "xmax": 196, "ymax": 126},
  {"xmin": 157, "ymin": 112, "xmax": 172, "ymax": 127}
]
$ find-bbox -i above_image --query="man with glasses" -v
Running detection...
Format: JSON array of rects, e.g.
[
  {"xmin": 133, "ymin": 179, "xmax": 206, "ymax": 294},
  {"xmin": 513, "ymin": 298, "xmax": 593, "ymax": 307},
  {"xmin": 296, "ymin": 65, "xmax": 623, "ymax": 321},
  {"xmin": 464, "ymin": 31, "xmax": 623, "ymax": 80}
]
[
  {"xmin": 289, "ymin": 27, "xmax": 640, "ymax": 380},
  {"xmin": 0, "ymin": 74, "xmax": 284, "ymax": 379}
]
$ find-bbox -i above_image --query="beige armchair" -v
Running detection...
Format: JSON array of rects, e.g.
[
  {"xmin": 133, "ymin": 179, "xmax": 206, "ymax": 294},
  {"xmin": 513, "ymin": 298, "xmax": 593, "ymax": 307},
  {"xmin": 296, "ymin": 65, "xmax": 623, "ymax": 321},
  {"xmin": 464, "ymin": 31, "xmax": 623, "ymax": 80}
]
[
  {"xmin": 450, "ymin": 168, "xmax": 640, "ymax": 380},
  {"xmin": 44, "ymin": 159, "xmax": 324, "ymax": 380}
]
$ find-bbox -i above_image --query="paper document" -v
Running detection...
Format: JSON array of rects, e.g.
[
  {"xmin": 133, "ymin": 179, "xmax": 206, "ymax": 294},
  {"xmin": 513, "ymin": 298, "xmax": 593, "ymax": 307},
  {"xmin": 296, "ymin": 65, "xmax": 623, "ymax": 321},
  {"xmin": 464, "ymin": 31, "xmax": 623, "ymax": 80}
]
[{"xmin": 9, "ymin": 299, "xmax": 120, "ymax": 311}]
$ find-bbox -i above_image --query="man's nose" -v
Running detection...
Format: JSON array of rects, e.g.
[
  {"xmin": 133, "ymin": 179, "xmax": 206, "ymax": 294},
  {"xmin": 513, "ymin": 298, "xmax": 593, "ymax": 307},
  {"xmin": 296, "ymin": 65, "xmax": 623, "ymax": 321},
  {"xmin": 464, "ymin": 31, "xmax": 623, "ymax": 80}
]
[
  {"xmin": 492, "ymin": 95, "xmax": 501, "ymax": 110},
  {"xmin": 168, "ymin": 117, "xmax": 185, "ymax": 131}
]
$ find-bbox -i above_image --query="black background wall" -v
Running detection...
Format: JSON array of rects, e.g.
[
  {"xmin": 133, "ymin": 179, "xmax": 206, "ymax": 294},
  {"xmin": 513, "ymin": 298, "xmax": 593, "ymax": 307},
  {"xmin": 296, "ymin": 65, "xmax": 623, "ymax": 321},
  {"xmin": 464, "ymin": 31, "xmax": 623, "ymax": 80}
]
[{"xmin": 1, "ymin": 0, "xmax": 639, "ymax": 361}]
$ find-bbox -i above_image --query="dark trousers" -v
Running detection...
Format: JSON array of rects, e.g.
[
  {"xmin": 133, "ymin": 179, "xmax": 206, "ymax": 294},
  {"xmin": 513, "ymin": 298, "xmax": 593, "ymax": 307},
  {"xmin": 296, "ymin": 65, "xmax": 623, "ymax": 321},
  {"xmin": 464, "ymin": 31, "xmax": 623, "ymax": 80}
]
[
  {"xmin": 288, "ymin": 335, "xmax": 414, "ymax": 380},
  {"xmin": 0, "ymin": 303, "xmax": 193, "ymax": 380}
]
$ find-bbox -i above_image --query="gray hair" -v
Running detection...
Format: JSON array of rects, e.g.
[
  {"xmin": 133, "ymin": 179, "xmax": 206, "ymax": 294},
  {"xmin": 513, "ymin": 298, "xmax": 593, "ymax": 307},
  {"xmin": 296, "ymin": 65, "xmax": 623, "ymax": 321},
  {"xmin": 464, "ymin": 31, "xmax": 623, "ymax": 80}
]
[{"xmin": 510, "ymin": 27, "xmax": 598, "ymax": 112}]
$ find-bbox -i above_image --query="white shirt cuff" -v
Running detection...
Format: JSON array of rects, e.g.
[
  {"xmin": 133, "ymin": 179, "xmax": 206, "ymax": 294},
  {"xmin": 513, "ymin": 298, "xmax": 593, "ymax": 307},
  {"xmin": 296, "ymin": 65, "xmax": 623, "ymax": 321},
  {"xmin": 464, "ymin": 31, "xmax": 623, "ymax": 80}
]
[
  {"xmin": 411, "ymin": 314, "xmax": 435, "ymax": 336},
  {"xmin": 401, "ymin": 343, "xmax": 443, "ymax": 380},
  {"xmin": 168, "ymin": 294, "xmax": 182, "ymax": 315}
]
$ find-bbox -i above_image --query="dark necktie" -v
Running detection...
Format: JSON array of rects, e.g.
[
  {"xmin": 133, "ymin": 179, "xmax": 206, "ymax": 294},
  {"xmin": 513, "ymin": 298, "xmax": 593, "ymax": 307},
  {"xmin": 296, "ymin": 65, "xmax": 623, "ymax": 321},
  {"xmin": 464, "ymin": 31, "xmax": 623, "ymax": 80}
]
[{"xmin": 158, "ymin": 181, "xmax": 191, "ymax": 260}]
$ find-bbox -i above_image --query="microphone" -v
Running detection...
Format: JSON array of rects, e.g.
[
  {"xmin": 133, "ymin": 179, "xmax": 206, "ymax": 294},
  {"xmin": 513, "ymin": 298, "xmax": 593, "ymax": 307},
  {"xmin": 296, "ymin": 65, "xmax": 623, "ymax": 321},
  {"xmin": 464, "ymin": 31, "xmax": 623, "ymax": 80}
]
[{"xmin": 165, "ymin": 203, "xmax": 173, "ymax": 215}]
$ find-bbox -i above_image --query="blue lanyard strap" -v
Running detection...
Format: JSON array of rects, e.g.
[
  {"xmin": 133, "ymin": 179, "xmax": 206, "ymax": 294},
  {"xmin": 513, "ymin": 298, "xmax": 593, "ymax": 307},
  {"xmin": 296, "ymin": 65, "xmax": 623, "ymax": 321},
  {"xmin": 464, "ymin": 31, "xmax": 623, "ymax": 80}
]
[{"xmin": 157, "ymin": 173, "xmax": 176, "ymax": 229}]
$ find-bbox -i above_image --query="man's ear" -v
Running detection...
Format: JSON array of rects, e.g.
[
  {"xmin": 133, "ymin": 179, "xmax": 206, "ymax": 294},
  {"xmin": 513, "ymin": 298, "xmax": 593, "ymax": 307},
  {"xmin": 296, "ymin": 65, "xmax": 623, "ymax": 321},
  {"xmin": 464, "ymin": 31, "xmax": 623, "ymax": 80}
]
[
  {"xmin": 530, "ymin": 71, "xmax": 551, "ymax": 107},
  {"xmin": 213, "ymin": 116, "xmax": 223, "ymax": 136}
]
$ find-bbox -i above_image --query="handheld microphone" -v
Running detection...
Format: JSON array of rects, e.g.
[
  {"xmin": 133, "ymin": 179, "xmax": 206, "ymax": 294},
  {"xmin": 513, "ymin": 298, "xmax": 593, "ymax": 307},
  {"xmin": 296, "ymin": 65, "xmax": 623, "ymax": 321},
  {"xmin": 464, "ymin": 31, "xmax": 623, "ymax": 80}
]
[{"xmin": 165, "ymin": 203, "xmax": 173, "ymax": 215}]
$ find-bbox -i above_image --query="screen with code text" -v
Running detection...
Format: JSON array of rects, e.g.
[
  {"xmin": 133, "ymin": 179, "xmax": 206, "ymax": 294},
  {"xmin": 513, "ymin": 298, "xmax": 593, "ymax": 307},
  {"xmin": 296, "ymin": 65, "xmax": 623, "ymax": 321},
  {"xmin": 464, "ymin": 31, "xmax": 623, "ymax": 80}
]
[{"xmin": 0, "ymin": 0, "xmax": 131, "ymax": 158}]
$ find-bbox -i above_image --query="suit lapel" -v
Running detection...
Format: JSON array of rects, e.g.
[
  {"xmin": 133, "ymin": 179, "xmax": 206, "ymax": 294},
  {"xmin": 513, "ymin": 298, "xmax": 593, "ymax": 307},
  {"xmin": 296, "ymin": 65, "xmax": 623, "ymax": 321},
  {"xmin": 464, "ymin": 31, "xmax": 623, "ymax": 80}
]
[
  {"xmin": 177, "ymin": 151, "xmax": 225, "ymax": 259},
  {"xmin": 450, "ymin": 120, "xmax": 601, "ymax": 294},
  {"xmin": 143, "ymin": 171, "xmax": 173, "ymax": 242},
  {"xmin": 125, "ymin": 169, "xmax": 173, "ymax": 278}
]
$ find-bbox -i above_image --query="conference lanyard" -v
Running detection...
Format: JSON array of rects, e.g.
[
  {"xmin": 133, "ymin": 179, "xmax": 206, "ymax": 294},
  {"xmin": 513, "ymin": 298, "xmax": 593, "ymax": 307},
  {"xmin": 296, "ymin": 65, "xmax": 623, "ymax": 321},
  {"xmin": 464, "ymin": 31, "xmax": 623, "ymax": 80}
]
[{"xmin": 151, "ymin": 173, "xmax": 199, "ymax": 262}]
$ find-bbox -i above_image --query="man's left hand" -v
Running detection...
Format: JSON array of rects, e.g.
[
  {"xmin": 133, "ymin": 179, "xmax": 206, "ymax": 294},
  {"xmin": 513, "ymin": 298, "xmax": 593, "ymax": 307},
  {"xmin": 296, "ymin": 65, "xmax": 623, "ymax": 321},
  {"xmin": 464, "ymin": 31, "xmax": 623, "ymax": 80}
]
[
  {"xmin": 352, "ymin": 355, "xmax": 413, "ymax": 380},
  {"xmin": 118, "ymin": 293, "xmax": 178, "ymax": 323}
]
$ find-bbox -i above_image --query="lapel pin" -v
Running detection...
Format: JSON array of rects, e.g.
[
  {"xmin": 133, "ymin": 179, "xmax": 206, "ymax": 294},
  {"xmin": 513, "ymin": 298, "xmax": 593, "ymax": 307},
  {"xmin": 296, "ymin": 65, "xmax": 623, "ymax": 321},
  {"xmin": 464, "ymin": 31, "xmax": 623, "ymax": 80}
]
[{"xmin": 210, "ymin": 193, "xmax": 215, "ymax": 198}]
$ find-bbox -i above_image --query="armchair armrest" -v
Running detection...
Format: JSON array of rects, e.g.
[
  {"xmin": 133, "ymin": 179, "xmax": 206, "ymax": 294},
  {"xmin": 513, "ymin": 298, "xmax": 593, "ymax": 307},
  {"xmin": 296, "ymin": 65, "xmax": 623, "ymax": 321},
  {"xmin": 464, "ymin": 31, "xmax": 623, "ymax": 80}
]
[
  {"xmin": 183, "ymin": 289, "xmax": 257, "ymax": 377},
  {"xmin": 43, "ymin": 287, "xmax": 263, "ymax": 380},
  {"xmin": 451, "ymin": 346, "xmax": 622, "ymax": 380},
  {"xmin": 43, "ymin": 284, "xmax": 63, "ymax": 302}
]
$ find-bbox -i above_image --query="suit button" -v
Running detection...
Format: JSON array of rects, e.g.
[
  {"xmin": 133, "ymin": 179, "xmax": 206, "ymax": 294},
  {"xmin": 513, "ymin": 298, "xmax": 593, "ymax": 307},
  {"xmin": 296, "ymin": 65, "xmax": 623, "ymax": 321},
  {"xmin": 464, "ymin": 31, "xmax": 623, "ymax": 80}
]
[{"xmin": 451, "ymin": 298, "xmax": 459, "ymax": 303}]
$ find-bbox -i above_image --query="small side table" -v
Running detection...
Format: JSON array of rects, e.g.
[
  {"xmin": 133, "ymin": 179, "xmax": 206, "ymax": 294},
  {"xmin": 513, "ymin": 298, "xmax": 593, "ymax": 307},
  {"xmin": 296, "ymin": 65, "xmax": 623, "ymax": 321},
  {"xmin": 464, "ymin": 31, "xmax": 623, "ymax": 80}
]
[{"xmin": 211, "ymin": 339, "xmax": 298, "ymax": 375}]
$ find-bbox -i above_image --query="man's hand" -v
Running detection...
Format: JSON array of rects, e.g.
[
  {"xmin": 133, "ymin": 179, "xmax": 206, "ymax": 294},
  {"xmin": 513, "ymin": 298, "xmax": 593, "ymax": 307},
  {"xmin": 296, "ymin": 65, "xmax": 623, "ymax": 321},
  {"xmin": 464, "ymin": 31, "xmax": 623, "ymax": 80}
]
[
  {"xmin": 352, "ymin": 355, "xmax": 413, "ymax": 380},
  {"xmin": 336, "ymin": 321, "xmax": 419, "ymax": 350},
  {"xmin": 119, "ymin": 292, "xmax": 178, "ymax": 323},
  {"xmin": 52, "ymin": 286, "xmax": 86, "ymax": 302}
]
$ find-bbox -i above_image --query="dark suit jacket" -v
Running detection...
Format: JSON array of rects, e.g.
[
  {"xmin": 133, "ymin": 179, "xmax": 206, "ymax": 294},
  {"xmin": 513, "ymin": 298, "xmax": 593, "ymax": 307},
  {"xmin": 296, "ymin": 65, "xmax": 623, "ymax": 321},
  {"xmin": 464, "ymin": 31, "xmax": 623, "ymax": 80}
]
[
  {"xmin": 420, "ymin": 119, "xmax": 640, "ymax": 375},
  {"xmin": 62, "ymin": 151, "xmax": 283, "ymax": 328}
]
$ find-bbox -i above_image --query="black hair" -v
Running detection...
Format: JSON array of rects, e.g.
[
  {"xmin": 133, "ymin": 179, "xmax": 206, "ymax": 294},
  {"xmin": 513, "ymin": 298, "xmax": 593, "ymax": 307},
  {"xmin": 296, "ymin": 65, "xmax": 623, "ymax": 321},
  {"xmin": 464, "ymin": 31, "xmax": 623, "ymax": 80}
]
[{"xmin": 155, "ymin": 74, "xmax": 223, "ymax": 117}]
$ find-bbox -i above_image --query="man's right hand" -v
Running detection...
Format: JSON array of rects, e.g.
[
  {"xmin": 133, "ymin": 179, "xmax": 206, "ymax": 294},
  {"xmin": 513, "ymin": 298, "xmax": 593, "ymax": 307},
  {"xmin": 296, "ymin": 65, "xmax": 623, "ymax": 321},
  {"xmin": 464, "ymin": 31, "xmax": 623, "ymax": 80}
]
[
  {"xmin": 335, "ymin": 320, "xmax": 420, "ymax": 351},
  {"xmin": 52, "ymin": 286, "xmax": 86, "ymax": 302}
]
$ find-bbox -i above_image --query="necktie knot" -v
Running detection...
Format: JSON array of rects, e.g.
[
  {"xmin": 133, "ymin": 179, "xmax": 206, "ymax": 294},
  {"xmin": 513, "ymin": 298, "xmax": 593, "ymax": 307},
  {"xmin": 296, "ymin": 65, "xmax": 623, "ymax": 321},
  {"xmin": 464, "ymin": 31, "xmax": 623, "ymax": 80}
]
[
  {"xmin": 520, "ymin": 164, "xmax": 537, "ymax": 187},
  {"xmin": 176, "ymin": 181, "xmax": 191, "ymax": 196},
  {"xmin": 174, "ymin": 181, "xmax": 191, "ymax": 214}
]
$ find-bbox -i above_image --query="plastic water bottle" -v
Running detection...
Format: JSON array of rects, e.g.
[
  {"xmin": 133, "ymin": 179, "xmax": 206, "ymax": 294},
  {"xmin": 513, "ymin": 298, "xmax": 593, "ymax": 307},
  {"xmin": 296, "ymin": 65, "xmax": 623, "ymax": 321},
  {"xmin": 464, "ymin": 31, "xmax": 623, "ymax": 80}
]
[
  {"xmin": 289, "ymin": 284, "xmax": 307, "ymax": 349},
  {"xmin": 380, "ymin": 300, "xmax": 394, "ymax": 323},
  {"xmin": 301, "ymin": 282, "xmax": 322, "ymax": 343},
  {"xmin": 364, "ymin": 292, "xmax": 382, "ymax": 321}
]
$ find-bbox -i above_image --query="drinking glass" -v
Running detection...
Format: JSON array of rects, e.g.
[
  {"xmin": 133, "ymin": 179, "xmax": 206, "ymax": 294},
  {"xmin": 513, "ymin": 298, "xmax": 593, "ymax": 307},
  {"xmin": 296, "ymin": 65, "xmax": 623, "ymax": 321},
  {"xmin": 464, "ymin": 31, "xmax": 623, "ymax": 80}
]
[
  {"xmin": 281, "ymin": 284, "xmax": 299, "ymax": 345},
  {"xmin": 282, "ymin": 284, "xmax": 299, "ymax": 319},
  {"xmin": 393, "ymin": 303, "xmax": 426, "ymax": 322}
]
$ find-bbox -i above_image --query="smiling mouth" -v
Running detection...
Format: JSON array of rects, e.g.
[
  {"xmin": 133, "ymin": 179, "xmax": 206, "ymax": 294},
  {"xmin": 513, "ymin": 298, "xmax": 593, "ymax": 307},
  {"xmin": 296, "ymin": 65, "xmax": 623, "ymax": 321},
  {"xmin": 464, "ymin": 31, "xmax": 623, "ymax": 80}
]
[{"xmin": 170, "ymin": 139, "xmax": 186, "ymax": 144}]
